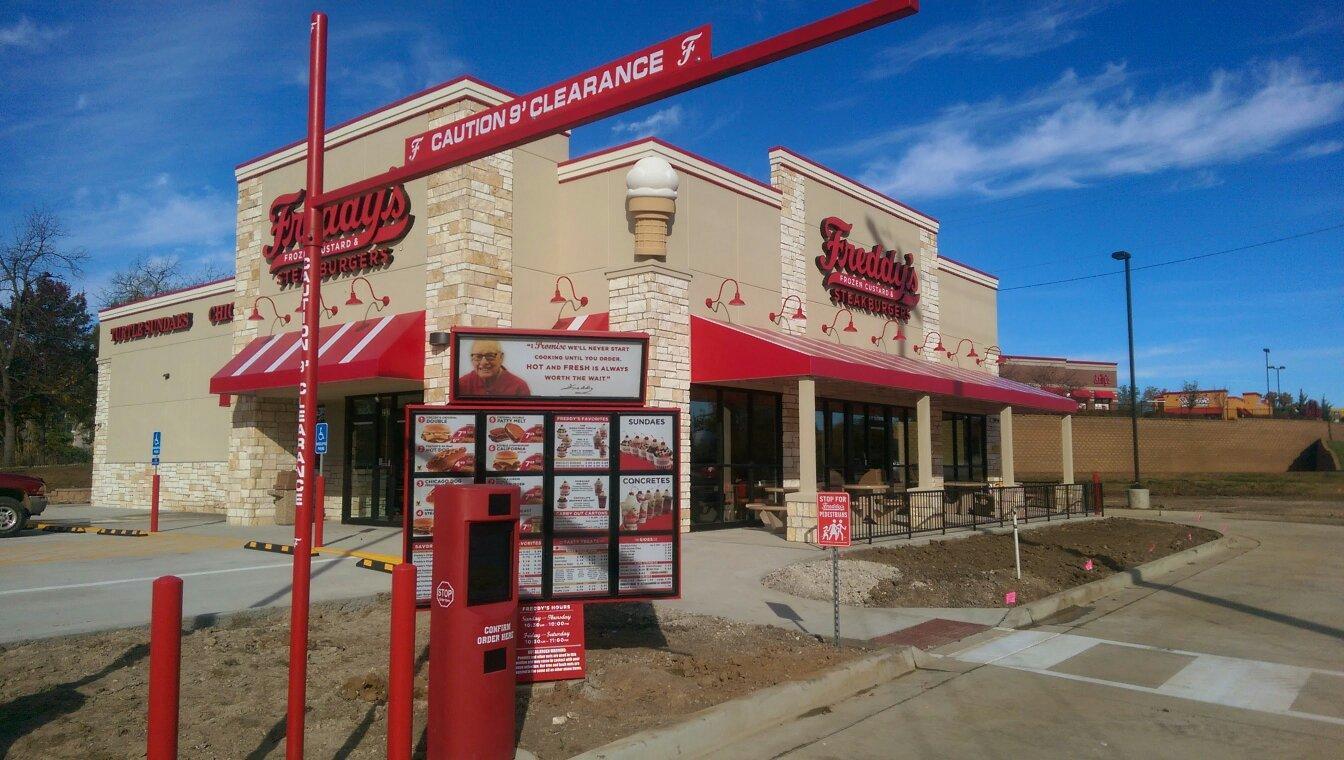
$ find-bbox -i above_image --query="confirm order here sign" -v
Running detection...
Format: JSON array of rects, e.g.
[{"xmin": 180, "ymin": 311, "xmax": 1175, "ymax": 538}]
[{"xmin": 817, "ymin": 492, "xmax": 851, "ymax": 548}]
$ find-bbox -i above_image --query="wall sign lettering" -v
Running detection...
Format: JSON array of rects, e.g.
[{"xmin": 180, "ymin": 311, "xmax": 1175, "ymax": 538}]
[
  {"xmin": 110, "ymin": 312, "xmax": 193, "ymax": 343},
  {"xmin": 816, "ymin": 216, "xmax": 920, "ymax": 321},
  {"xmin": 208, "ymin": 303, "xmax": 235, "ymax": 325},
  {"xmin": 262, "ymin": 183, "xmax": 413, "ymax": 277}
]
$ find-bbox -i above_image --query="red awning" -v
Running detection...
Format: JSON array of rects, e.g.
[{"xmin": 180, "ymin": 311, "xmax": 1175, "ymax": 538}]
[
  {"xmin": 1042, "ymin": 385, "xmax": 1067, "ymax": 395},
  {"xmin": 551, "ymin": 312, "xmax": 610, "ymax": 330},
  {"xmin": 691, "ymin": 317, "xmax": 1077, "ymax": 413},
  {"xmin": 1069, "ymin": 388, "xmax": 1094, "ymax": 400},
  {"xmin": 210, "ymin": 311, "xmax": 425, "ymax": 395},
  {"xmin": 1092, "ymin": 389, "xmax": 1116, "ymax": 400}
]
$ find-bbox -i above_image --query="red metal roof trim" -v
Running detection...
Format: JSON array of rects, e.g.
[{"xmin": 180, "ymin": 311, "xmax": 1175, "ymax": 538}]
[
  {"xmin": 210, "ymin": 311, "xmax": 425, "ymax": 395},
  {"xmin": 552, "ymin": 312, "xmax": 610, "ymax": 331},
  {"xmin": 691, "ymin": 317, "xmax": 1078, "ymax": 414}
]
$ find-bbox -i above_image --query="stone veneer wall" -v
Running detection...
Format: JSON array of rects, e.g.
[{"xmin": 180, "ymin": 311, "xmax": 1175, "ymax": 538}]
[
  {"xmin": 770, "ymin": 162, "xmax": 807, "ymax": 336},
  {"xmin": 423, "ymin": 99, "xmax": 515, "ymax": 403},
  {"xmin": 608, "ymin": 265, "xmax": 692, "ymax": 533},
  {"xmin": 987, "ymin": 412, "xmax": 1003, "ymax": 480},
  {"xmin": 90, "ymin": 358, "xmax": 112, "ymax": 505}
]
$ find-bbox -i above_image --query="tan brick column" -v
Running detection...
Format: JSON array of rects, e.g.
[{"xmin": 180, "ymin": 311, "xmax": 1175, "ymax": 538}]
[
  {"xmin": 999, "ymin": 406, "xmax": 1016, "ymax": 485},
  {"xmin": 786, "ymin": 377, "xmax": 818, "ymax": 542},
  {"xmin": 90, "ymin": 358, "xmax": 112, "ymax": 506},
  {"xmin": 607, "ymin": 264, "xmax": 692, "ymax": 533},
  {"xmin": 1061, "ymin": 414, "xmax": 1075, "ymax": 484},
  {"xmin": 770, "ymin": 162, "xmax": 807, "ymax": 335},
  {"xmin": 423, "ymin": 100, "xmax": 515, "ymax": 403}
]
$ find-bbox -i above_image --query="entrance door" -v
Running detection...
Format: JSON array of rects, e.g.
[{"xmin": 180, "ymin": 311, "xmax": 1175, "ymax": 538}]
[{"xmin": 343, "ymin": 391, "xmax": 423, "ymax": 526}]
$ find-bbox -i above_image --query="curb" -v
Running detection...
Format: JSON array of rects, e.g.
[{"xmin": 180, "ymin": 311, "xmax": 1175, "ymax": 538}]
[
  {"xmin": 243, "ymin": 540, "xmax": 309, "ymax": 556},
  {"xmin": 96, "ymin": 528, "xmax": 148, "ymax": 537},
  {"xmin": 571, "ymin": 646, "xmax": 917, "ymax": 760},
  {"xmin": 1001, "ymin": 534, "xmax": 1246, "ymax": 628},
  {"xmin": 355, "ymin": 557, "xmax": 398, "ymax": 573}
]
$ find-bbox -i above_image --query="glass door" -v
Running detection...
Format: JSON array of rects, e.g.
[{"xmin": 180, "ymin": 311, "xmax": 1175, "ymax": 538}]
[{"xmin": 343, "ymin": 391, "xmax": 423, "ymax": 525}]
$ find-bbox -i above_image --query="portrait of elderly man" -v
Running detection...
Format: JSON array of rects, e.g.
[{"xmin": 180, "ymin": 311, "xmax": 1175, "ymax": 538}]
[{"xmin": 456, "ymin": 339, "xmax": 532, "ymax": 397}]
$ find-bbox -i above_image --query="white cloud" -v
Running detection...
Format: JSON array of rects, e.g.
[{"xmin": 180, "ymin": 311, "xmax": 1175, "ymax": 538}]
[
  {"xmin": 1293, "ymin": 139, "xmax": 1343, "ymax": 159},
  {"xmin": 0, "ymin": 16, "xmax": 64, "ymax": 51},
  {"xmin": 611, "ymin": 105, "xmax": 684, "ymax": 137},
  {"xmin": 870, "ymin": 2, "xmax": 1109, "ymax": 77},
  {"xmin": 852, "ymin": 60, "xmax": 1344, "ymax": 199},
  {"xmin": 1167, "ymin": 169, "xmax": 1223, "ymax": 191}
]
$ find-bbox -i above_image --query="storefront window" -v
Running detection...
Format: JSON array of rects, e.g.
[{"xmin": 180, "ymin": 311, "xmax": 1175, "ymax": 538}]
[
  {"xmin": 816, "ymin": 399, "xmax": 913, "ymax": 488},
  {"xmin": 689, "ymin": 386, "xmax": 783, "ymax": 530},
  {"xmin": 941, "ymin": 412, "xmax": 988, "ymax": 483},
  {"xmin": 343, "ymin": 391, "xmax": 423, "ymax": 525}
]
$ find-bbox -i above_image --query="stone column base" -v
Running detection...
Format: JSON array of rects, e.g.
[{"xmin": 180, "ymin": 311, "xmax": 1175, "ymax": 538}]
[{"xmin": 785, "ymin": 493, "xmax": 817, "ymax": 543}]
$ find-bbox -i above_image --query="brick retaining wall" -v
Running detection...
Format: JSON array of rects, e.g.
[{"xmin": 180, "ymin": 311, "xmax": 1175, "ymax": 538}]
[{"xmin": 1014, "ymin": 415, "xmax": 1341, "ymax": 475}]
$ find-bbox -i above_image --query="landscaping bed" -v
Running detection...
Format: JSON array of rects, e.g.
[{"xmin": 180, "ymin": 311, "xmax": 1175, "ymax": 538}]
[
  {"xmin": 763, "ymin": 518, "xmax": 1219, "ymax": 609},
  {"xmin": 0, "ymin": 599, "xmax": 859, "ymax": 759}
]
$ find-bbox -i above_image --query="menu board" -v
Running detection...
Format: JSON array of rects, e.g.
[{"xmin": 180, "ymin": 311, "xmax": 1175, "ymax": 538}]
[
  {"xmin": 553, "ymin": 415, "xmax": 611, "ymax": 470},
  {"xmin": 552, "ymin": 536, "xmax": 610, "ymax": 597},
  {"xmin": 411, "ymin": 412, "xmax": 477, "ymax": 473},
  {"xmin": 618, "ymin": 414, "xmax": 675, "ymax": 471},
  {"xmin": 452, "ymin": 330, "xmax": 647, "ymax": 402},
  {"xmin": 411, "ymin": 542, "xmax": 434, "ymax": 604},
  {"xmin": 553, "ymin": 474, "xmax": 609, "ymax": 532},
  {"xmin": 483, "ymin": 413, "xmax": 545, "ymax": 473},
  {"xmin": 517, "ymin": 603, "xmax": 586, "ymax": 683},
  {"xmin": 405, "ymin": 405, "xmax": 680, "ymax": 604},
  {"xmin": 618, "ymin": 535, "xmax": 674, "ymax": 594}
]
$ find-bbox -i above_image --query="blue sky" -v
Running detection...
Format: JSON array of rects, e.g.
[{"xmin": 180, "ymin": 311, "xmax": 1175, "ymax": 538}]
[{"xmin": 2, "ymin": 1, "xmax": 1341, "ymax": 402}]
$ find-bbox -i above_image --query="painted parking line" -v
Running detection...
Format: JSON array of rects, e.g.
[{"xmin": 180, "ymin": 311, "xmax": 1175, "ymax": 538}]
[
  {"xmin": 952, "ymin": 630, "xmax": 1344, "ymax": 727},
  {"xmin": 0, "ymin": 557, "xmax": 344, "ymax": 597}
]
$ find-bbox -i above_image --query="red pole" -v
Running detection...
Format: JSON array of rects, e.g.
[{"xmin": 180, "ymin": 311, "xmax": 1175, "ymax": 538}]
[
  {"xmin": 147, "ymin": 575, "xmax": 183, "ymax": 760},
  {"xmin": 387, "ymin": 563, "xmax": 416, "ymax": 760},
  {"xmin": 150, "ymin": 471, "xmax": 161, "ymax": 533},
  {"xmin": 286, "ymin": 12, "xmax": 326, "ymax": 759},
  {"xmin": 1091, "ymin": 471, "xmax": 1103, "ymax": 515},
  {"xmin": 313, "ymin": 473, "xmax": 325, "ymax": 549}
]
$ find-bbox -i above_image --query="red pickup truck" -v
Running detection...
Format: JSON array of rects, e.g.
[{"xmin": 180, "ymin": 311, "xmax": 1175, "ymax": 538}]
[{"xmin": 0, "ymin": 473, "xmax": 48, "ymax": 537}]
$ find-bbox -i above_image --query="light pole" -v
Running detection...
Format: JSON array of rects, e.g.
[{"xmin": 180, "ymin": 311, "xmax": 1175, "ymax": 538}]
[
  {"xmin": 1113, "ymin": 250, "xmax": 1147, "ymax": 508},
  {"xmin": 1263, "ymin": 348, "xmax": 1272, "ymax": 413},
  {"xmin": 1274, "ymin": 365, "xmax": 1285, "ymax": 408}
]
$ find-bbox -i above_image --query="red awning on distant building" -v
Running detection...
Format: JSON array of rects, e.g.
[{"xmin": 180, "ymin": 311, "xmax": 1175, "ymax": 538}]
[
  {"xmin": 1070, "ymin": 388, "xmax": 1094, "ymax": 400},
  {"xmin": 1092, "ymin": 389, "xmax": 1116, "ymax": 400},
  {"xmin": 551, "ymin": 312, "xmax": 610, "ymax": 330},
  {"xmin": 210, "ymin": 311, "xmax": 424, "ymax": 395},
  {"xmin": 691, "ymin": 317, "xmax": 1078, "ymax": 413}
]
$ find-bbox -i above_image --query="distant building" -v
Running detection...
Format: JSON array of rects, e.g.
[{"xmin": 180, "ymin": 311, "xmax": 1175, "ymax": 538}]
[
  {"xmin": 1157, "ymin": 389, "xmax": 1270, "ymax": 420},
  {"xmin": 999, "ymin": 355, "xmax": 1118, "ymax": 411}
]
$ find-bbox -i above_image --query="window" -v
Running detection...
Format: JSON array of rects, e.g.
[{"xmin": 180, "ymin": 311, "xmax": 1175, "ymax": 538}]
[
  {"xmin": 942, "ymin": 412, "xmax": 987, "ymax": 482},
  {"xmin": 815, "ymin": 399, "xmax": 914, "ymax": 487},
  {"xmin": 689, "ymin": 386, "xmax": 783, "ymax": 530}
]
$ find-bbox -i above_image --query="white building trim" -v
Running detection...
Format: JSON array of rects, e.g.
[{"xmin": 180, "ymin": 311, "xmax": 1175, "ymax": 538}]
[{"xmin": 98, "ymin": 279, "xmax": 235, "ymax": 321}]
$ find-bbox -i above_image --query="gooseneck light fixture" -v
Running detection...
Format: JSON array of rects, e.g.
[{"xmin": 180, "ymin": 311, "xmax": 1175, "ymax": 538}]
[
  {"xmin": 345, "ymin": 276, "xmax": 390, "ymax": 310},
  {"xmin": 248, "ymin": 296, "xmax": 291, "ymax": 324},
  {"xmin": 945, "ymin": 338, "xmax": 979, "ymax": 361},
  {"xmin": 820, "ymin": 308, "xmax": 858, "ymax": 339},
  {"xmin": 294, "ymin": 295, "xmax": 338, "ymax": 318},
  {"xmin": 551, "ymin": 274, "xmax": 589, "ymax": 321},
  {"xmin": 769, "ymin": 294, "xmax": 806, "ymax": 325},
  {"xmin": 976, "ymin": 345, "xmax": 1005, "ymax": 366},
  {"xmin": 705, "ymin": 277, "xmax": 746, "ymax": 312},
  {"xmin": 870, "ymin": 319, "xmax": 906, "ymax": 349},
  {"xmin": 911, "ymin": 331, "xmax": 946, "ymax": 357}
]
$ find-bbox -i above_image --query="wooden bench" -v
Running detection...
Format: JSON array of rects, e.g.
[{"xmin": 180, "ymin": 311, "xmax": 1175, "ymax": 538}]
[{"xmin": 745, "ymin": 503, "xmax": 787, "ymax": 529}]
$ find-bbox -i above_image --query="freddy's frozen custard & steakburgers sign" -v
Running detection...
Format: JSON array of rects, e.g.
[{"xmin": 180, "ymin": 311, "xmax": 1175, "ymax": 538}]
[
  {"xmin": 262, "ymin": 184, "xmax": 413, "ymax": 285},
  {"xmin": 816, "ymin": 216, "xmax": 920, "ymax": 321}
]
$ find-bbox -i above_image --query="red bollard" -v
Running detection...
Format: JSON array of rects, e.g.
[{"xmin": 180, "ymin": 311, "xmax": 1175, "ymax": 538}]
[
  {"xmin": 1091, "ymin": 471, "xmax": 1103, "ymax": 515},
  {"xmin": 150, "ymin": 473, "xmax": 161, "ymax": 533},
  {"xmin": 313, "ymin": 474, "xmax": 326, "ymax": 549},
  {"xmin": 388, "ymin": 562, "xmax": 417, "ymax": 760},
  {"xmin": 147, "ymin": 575, "xmax": 183, "ymax": 760}
]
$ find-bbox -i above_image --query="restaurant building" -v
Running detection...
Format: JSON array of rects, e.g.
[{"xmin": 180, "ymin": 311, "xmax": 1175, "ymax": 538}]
[
  {"xmin": 999, "ymin": 355, "xmax": 1119, "ymax": 411},
  {"xmin": 92, "ymin": 75, "xmax": 1077, "ymax": 541}
]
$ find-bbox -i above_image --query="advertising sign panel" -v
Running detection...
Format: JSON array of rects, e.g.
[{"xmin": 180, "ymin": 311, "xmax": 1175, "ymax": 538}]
[
  {"xmin": 817, "ymin": 492, "xmax": 852, "ymax": 548},
  {"xmin": 517, "ymin": 603, "xmax": 586, "ymax": 683},
  {"xmin": 451, "ymin": 329, "xmax": 648, "ymax": 403},
  {"xmin": 405, "ymin": 404, "xmax": 680, "ymax": 605}
]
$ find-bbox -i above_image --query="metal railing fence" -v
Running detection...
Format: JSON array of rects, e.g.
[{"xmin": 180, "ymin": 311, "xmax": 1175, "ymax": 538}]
[{"xmin": 851, "ymin": 482, "xmax": 1102, "ymax": 543}]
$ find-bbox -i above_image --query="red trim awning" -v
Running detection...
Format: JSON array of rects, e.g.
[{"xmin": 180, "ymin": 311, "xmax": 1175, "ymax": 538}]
[
  {"xmin": 1042, "ymin": 385, "xmax": 1066, "ymax": 395},
  {"xmin": 1092, "ymin": 389, "xmax": 1116, "ymax": 400},
  {"xmin": 551, "ymin": 312, "xmax": 610, "ymax": 330},
  {"xmin": 1069, "ymin": 388, "xmax": 1094, "ymax": 400},
  {"xmin": 210, "ymin": 311, "xmax": 425, "ymax": 395},
  {"xmin": 691, "ymin": 317, "xmax": 1077, "ymax": 413}
]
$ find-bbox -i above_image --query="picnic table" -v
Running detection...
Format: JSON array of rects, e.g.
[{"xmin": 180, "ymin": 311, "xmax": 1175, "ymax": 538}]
[{"xmin": 746, "ymin": 485, "xmax": 798, "ymax": 529}]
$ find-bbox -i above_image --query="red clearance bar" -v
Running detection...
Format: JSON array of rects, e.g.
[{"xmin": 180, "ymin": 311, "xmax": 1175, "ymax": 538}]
[
  {"xmin": 316, "ymin": 0, "xmax": 919, "ymax": 207},
  {"xmin": 405, "ymin": 26, "xmax": 712, "ymax": 168}
]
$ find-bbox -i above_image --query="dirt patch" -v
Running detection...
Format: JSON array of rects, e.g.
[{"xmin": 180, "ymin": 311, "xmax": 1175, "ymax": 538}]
[
  {"xmin": 824, "ymin": 518, "xmax": 1218, "ymax": 608},
  {"xmin": 0, "ymin": 599, "xmax": 859, "ymax": 759},
  {"xmin": 762, "ymin": 559, "xmax": 900, "ymax": 605}
]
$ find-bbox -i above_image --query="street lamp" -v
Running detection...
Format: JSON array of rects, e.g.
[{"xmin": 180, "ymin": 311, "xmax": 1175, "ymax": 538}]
[
  {"xmin": 1274, "ymin": 365, "xmax": 1285, "ymax": 404},
  {"xmin": 1263, "ymin": 347, "xmax": 1272, "ymax": 414},
  {"xmin": 1112, "ymin": 250, "xmax": 1147, "ymax": 508}
]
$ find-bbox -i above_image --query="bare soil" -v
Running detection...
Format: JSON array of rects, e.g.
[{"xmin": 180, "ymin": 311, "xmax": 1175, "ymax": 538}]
[
  {"xmin": 0, "ymin": 599, "xmax": 858, "ymax": 759},
  {"xmin": 843, "ymin": 518, "xmax": 1220, "ymax": 608}
]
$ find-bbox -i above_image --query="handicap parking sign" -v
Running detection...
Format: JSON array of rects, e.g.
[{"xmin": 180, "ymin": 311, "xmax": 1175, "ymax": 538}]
[
  {"xmin": 315, "ymin": 422, "xmax": 329, "ymax": 455},
  {"xmin": 152, "ymin": 431, "xmax": 162, "ymax": 456}
]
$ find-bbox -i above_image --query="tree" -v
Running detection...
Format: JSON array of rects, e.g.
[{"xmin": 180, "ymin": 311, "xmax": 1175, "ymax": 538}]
[
  {"xmin": 0, "ymin": 209, "xmax": 88, "ymax": 466},
  {"xmin": 101, "ymin": 254, "xmax": 227, "ymax": 309},
  {"xmin": 1180, "ymin": 381, "xmax": 1201, "ymax": 412}
]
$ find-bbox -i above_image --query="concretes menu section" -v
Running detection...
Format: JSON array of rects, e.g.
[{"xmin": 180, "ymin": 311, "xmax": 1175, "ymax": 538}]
[{"xmin": 616, "ymin": 474, "xmax": 674, "ymax": 532}]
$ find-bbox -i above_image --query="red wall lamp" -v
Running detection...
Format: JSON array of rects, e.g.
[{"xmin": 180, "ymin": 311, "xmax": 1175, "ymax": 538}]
[
  {"xmin": 248, "ymin": 296, "xmax": 291, "ymax": 324},
  {"xmin": 550, "ymin": 275, "xmax": 589, "ymax": 317},
  {"xmin": 870, "ymin": 318, "xmax": 906, "ymax": 348},
  {"xmin": 820, "ymin": 308, "xmax": 858, "ymax": 338},
  {"xmin": 945, "ymin": 338, "xmax": 979, "ymax": 361},
  {"xmin": 705, "ymin": 277, "xmax": 746, "ymax": 312},
  {"xmin": 293, "ymin": 294, "xmax": 338, "ymax": 318},
  {"xmin": 769, "ymin": 294, "xmax": 806, "ymax": 325},
  {"xmin": 911, "ymin": 331, "xmax": 946, "ymax": 356},
  {"xmin": 345, "ymin": 276, "xmax": 390, "ymax": 310},
  {"xmin": 977, "ymin": 345, "xmax": 1005, "ymax": 366}
]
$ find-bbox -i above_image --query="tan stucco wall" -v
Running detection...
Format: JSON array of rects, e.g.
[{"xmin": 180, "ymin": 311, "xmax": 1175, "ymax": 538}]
[
  {"xmin": 937, "ymin": 268, "xmax": 999, "ymax": 369},
  {"xmin": 99, "ymin": 291, "xmax": 235, "ymax": 462}
]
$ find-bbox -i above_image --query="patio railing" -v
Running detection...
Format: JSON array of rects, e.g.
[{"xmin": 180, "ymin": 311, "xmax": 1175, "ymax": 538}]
[{"xmin": 851, "ymin": 482, "xmax": 1102, "ymax": 543}]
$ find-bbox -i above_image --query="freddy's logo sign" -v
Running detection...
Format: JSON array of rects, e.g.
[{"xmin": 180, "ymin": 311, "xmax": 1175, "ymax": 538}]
[
  {"xmin": 816, "ymin": 216, "xmax": 920, "ymax": 321},
  {"xmin": 262, "ymin": 184, "xmax": 413, "ymax": 274}
]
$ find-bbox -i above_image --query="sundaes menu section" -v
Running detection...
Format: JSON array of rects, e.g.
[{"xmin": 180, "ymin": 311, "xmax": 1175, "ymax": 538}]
[{"xmin": 405, "ymin": 405, "xmax": 679, "ymax": 604}]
